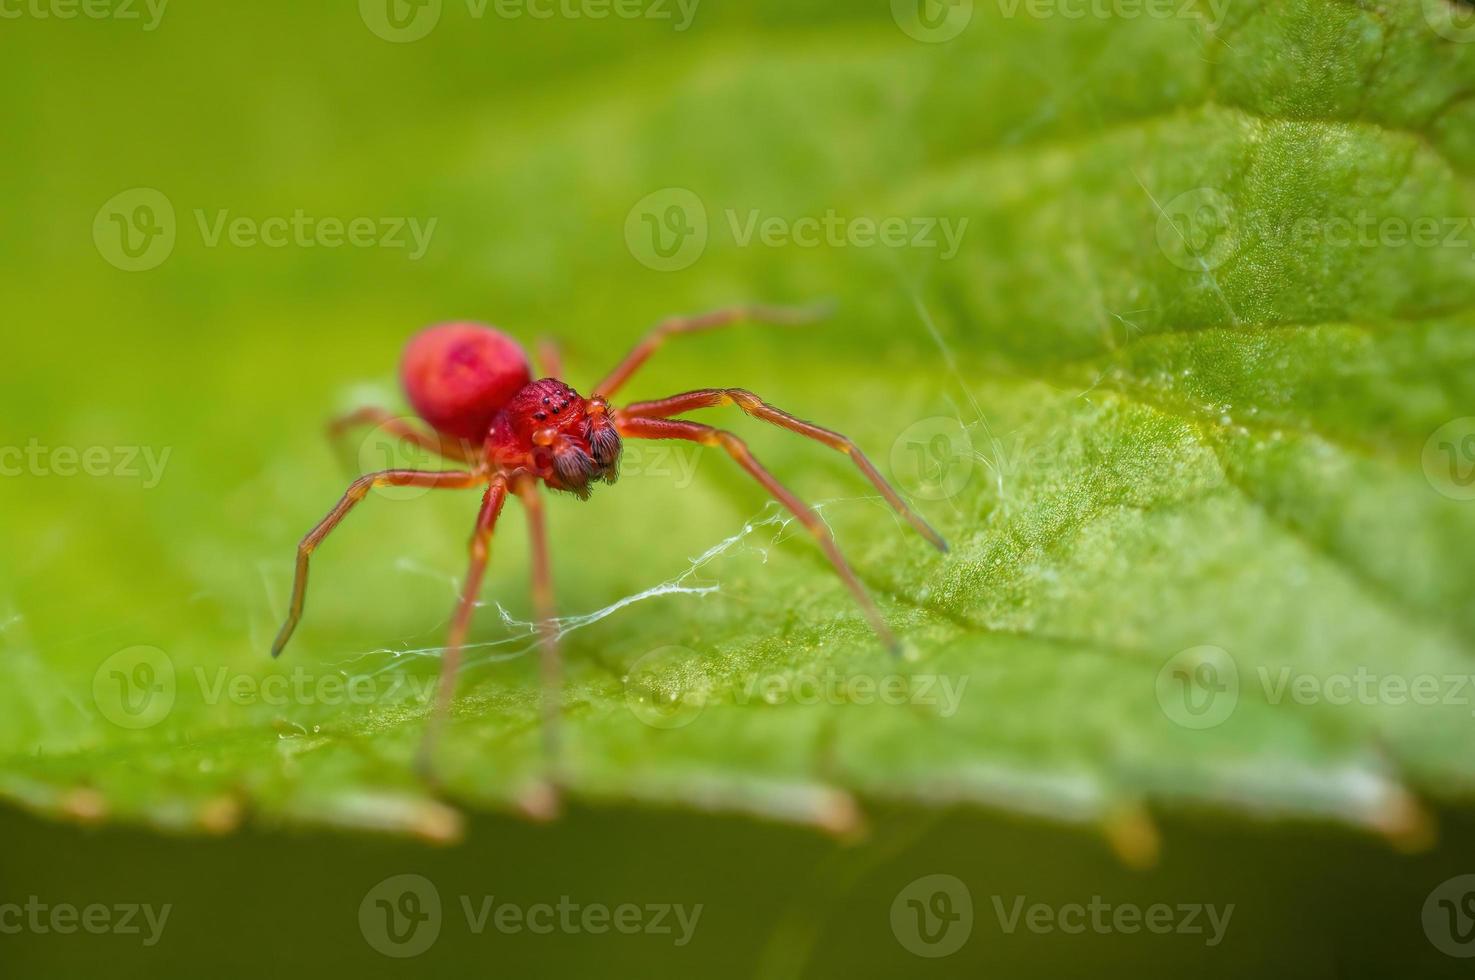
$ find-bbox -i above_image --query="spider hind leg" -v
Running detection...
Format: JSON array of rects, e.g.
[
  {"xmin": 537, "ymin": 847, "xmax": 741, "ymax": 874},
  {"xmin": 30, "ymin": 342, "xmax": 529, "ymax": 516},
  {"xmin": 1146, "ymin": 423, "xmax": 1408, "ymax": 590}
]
[{"xmin": 271, "ymin": 468, "xmax": 485, "ymax": 659}]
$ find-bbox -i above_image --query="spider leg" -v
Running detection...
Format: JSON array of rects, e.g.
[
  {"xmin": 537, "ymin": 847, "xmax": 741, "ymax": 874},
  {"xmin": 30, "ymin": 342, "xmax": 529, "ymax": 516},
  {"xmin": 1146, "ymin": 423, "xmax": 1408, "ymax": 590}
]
[
  {"xmin": 536, "ymin": 338, "xmax": 564, "ymax": 381},
  {"xmin": 327, "ymin": 405, "xmax": 475, "ymax": 463},
  {"xmin": 621, "ymin": 389, "xmax": 948, "ymax": 552},
  {"xmin": 594, "ymin": 302, "xmax": 832, "ymax": 399},
  {"xmin": 270, "ymin": 468, "xmax": 485, "ymax": 658},
  {"xmin": 417, "ymin": 477, "xmax": 510, "ymax": 776},
  {"xmin": 513, "ymin": 477, "xmax": 563, "ymax": 774},
  {"xmin": 615, "ymin": 415, "xmax": 901, "ymax": 654}
]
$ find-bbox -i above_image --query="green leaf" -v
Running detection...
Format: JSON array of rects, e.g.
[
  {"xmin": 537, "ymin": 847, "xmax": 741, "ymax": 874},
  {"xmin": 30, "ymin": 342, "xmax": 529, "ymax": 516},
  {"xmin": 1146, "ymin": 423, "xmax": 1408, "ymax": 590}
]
[{"xmin": 2, "ymin": 0, "xmax": 1473, "ymax": 853}]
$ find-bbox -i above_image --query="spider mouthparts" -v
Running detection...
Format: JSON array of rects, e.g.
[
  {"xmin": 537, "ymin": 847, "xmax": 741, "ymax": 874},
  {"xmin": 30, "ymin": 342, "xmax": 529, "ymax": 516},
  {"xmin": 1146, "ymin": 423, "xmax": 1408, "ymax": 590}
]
[
  {"xmin": 552, "ymin": 441, "xmax": 602, "ymax": 499},
  {"xmin": 589, "ymin": 420, "xmax": 621, "ymax": 468}
]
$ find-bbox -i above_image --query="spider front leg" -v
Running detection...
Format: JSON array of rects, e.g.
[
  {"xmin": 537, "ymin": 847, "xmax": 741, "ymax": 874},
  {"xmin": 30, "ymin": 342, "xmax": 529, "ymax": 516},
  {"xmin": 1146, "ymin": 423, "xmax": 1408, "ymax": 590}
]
[
  {"xmin": 271, "ymin": 468, "xmax": 486, "ymax": 658},
  {"xmin": 622, "ymin": 389, "xmax": 947, "ymax": 552},
  {"xmin": 513, "ymin": 477, "xmax": 563, "ymax": 775},
  {"xmin": 417, "ymin": 477, "xmax": 509, "ymax": 777},
  {"xmin": 615, "ymin": 415, "xmax": 902, "ymax": 653}
]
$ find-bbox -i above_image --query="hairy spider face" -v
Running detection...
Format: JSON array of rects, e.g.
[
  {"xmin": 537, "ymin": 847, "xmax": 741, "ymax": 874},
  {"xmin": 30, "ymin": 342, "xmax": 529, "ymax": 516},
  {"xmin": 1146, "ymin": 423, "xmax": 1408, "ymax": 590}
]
[{"xmin": 488, "ymin": 379, "xmax": 621, "ymax": 499}]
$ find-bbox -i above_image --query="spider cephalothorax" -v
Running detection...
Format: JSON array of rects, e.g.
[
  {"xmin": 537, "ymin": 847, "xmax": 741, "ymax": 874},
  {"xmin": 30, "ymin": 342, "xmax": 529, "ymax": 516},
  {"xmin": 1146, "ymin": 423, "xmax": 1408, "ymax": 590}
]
[
  {"xmin": 273, "ymin": 305, "xmax": 947, "ymax": 776},
  {"xmin": 489, "ymin": 379, "xmax": 621, "ymax": 499}
]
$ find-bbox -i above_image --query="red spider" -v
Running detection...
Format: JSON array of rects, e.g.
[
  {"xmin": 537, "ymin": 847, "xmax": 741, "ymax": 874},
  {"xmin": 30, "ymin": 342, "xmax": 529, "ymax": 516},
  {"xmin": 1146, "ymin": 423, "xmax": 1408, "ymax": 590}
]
[{"xmin": 270, "ymin": 305, "xmax": 947, "ymax": 771}]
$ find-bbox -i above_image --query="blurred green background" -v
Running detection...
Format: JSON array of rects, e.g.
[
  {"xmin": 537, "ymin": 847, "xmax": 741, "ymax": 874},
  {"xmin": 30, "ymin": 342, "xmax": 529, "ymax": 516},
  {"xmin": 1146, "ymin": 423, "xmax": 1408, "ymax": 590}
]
[{"xmin": 3, "ymin": 0, "xmax": 1475, "ymax": 976}]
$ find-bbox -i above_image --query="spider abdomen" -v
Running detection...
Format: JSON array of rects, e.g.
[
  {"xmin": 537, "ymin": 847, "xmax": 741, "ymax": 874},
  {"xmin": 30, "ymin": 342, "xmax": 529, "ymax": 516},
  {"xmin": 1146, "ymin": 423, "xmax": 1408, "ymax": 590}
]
[{"xmin": 400, "ymin": 322, "xmax": 533, "ymax": 439}]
